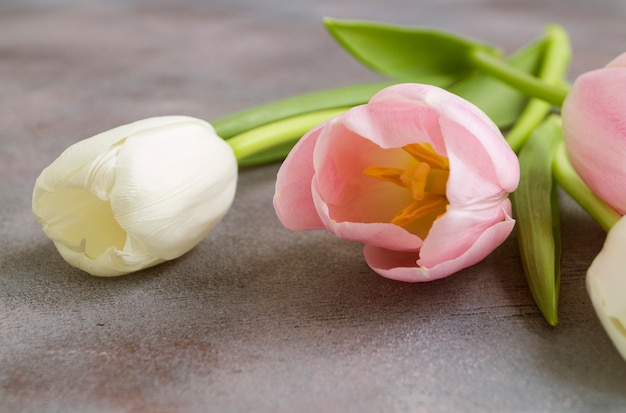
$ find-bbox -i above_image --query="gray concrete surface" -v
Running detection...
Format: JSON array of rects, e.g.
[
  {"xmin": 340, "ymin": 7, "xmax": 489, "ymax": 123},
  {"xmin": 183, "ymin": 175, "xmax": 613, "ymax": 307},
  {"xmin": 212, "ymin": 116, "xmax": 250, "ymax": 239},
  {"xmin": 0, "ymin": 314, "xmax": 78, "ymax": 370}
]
[{"xmin": 2, "ymin": 1, "xmax": 626, "ymax": 412}]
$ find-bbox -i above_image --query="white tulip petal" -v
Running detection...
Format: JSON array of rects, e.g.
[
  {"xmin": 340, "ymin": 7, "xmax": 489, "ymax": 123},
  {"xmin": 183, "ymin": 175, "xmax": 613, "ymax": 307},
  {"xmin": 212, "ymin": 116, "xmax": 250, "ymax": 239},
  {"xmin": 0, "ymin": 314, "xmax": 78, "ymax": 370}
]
[
  {"xmin": 36, "ymin": 185, "xmax": 127, "ymax": 258},
  {"xmin": 32, "ymin": 116, "xmax": 237, "ymax": 276},
  {"xmin": 586, "ymin": 216, "xmax": 626, "ymax": 361},
  {"xmin": 64, "ymin": 141, "xmax": 122, "ymax": 201},
  {"xmin": 111, "ymin": 120, "xmax": 237, "ymax": 259},
  {"xmin": 35, "ymin": 117, "xmax": 190, "ymax": 194},
  {"xmin": 54, "ymin": 241, "xmax": 164, "ymax": 277}
]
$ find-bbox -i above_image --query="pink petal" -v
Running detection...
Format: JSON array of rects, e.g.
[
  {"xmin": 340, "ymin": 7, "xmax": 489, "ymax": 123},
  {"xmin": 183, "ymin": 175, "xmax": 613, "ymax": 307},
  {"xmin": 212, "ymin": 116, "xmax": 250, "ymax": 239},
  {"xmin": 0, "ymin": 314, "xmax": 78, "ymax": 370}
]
[
  {"xmin": 363, "ymin": 206, "xmax": 515, "ymax": 282},
  {"xmin": 346, "ymin": 83, "xmax": 519, "ymax": 198},
  {"xmin": 341, "ymin": 84, "xmax": 447, "ymax": 153},
  {"xmin": 311, "ymin": 180, "xmax": 422, "ymax": 251},
  {"xmin": 421, "ymin": 214, "xmax": 515, "ymax": 280},
  {"xmin": 362, "ymin": 246, "xmax": 423, "ymax": 282},
  {"xmin": 367, "ymin": 84, "xmax": 518, "ymax": 206},
  {"xmin": 607, "ymin": 52, "xmax": 626, "ymax": 68},
  {"xmin": 440, "ymin": 117, "xmax": 517, "ymax": 205},
  {"xmin": 273, "ymin": 123, "xmax": 327, "ymax": 230},
  {"xmin": 435, "ymin": 97, "xmax": 519, "ymax": 195},
  {"xmin": 312, "ymin": 119, "xmax": 415, "ymax": 224},
  {"xmin": 563, "ymin": 68, "xmax": 626, "ymax": 214},
  {"xmin": 419, "ymin": 200, "xmax": 513, "ymax": 267}
]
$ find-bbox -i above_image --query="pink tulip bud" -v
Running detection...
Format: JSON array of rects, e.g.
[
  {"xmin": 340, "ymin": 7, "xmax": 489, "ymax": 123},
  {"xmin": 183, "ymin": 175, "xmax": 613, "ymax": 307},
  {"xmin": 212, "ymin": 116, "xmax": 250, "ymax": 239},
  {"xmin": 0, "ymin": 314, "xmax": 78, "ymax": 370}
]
[
  {"xmin": 273, "ymin": 83, "xmax": 519, "ymax": 282},
  {"xmin": 562, "ymin": 53, "xmax": 626, "ymax": 214}
]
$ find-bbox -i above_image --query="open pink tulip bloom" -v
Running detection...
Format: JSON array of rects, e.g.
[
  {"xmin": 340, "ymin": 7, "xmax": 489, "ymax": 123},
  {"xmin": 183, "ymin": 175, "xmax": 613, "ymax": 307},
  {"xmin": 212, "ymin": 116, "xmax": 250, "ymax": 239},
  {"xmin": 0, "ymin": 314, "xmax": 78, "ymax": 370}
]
[
  {"xmin": 274, "ymin": 83, "xmax": 519, "ymax": 282},
  {"xmin": 563, "ymin": 52, "xmax": 626, "ymax": 214}
]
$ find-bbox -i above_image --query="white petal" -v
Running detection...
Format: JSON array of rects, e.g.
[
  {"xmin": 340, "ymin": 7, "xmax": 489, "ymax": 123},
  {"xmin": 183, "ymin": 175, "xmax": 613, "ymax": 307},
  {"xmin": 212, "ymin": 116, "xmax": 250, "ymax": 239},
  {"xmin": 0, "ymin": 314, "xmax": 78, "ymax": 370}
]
[
  {"xmin": 32, "ymin": 115, "xmax": 233, "ymax": 276},
  {"xmin": 64, "ymin": 141, "xmax": 122, "ymax": 201},
  {"xmin": 586, "ymin": 216, "xmax": 626, "ymax": 361},
  {"xmin": 53, "ymin": 239, "xmax": 164, "ymax": 277},
  {"xmin": 36, "ymin": 185, "xmax": 128, "ymax": 260},
  {"xmin": 111, "ymin": 119, "xmax": 237, "ymax": 260},
  {"xmin": 34, "ymin": 116, "xmax": 198, "ymax": 195}
]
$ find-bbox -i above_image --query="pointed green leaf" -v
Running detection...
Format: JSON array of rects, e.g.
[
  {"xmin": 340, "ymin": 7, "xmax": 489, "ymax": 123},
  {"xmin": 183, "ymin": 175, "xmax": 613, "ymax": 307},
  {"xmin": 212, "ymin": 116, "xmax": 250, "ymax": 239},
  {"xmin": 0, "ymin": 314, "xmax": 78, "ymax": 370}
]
[
  {"xmin": 511, "ymin": 115, "xmax": 563, "ymax": 326},
  {"xmin": 323, "ymin": 17, "xmax": 498, "ymax": 83}
]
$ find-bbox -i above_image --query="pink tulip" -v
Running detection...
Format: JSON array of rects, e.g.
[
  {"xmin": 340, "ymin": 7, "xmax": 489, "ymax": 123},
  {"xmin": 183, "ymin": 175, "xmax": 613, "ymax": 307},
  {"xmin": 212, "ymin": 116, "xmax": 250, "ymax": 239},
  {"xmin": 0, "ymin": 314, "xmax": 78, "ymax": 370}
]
[
  {"xmin": 273, "ymin": 83, "xmax": 519, "ymax": 282},
  {"xmin": 562, "ymin": 52, "xmax": 626, "ymax": 214}
]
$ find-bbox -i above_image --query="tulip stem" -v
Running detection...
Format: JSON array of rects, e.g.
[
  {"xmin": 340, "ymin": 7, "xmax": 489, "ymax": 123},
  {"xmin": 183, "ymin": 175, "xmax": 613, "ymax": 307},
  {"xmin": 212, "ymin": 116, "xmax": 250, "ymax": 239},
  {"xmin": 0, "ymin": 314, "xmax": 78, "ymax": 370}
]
[
  {"xmin": 505, "ymin": 25, "xmax": 571, "ymax": 152},
  {"xmin": 552, "ymin": 142, "xmax": 621, "ymax": 232},
  {"xmin": 226, "ymin": 108, "xmax": 349, "ymax": 164},
  {"xmin": 469, "ymin": 46, "xmax": 569, "ymax": 108},
  {"xmin": 212, "ymin": 81, "xmax": 393, "ymax": 139}
]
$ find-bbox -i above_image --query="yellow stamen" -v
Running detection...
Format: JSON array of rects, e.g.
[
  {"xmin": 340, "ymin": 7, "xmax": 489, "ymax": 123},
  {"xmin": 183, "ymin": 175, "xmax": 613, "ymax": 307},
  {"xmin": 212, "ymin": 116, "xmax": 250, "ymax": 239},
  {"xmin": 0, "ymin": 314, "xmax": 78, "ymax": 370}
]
[
  {"xmin": 400, "ymin": 162, "xmax": 430, "ymax": 200},
  {"xmin": 363, "ymin": 166, "xmax": 404, "ymax": 187},
  {"xmin": 363, "ymin": 143, "xmax": 450, "ymax": 233},
  {"xmin": 391, "ymin": 196, "xmax": 447, "ymax": 227},
  {"xmin": 423, "ymin": 169, "xmax": 449, "ymax": 196},
  {"xmin": 403, "ymin": 143, "xmax": 449, "ymax": 170}
]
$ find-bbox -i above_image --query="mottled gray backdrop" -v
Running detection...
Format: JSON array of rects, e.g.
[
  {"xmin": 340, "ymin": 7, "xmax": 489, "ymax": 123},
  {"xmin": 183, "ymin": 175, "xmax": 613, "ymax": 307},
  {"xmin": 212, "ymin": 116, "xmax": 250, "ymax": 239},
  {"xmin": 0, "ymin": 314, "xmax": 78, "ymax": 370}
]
[{"xmin": 2, "ymin": 1, "xmax": 626, "ymax": 412}]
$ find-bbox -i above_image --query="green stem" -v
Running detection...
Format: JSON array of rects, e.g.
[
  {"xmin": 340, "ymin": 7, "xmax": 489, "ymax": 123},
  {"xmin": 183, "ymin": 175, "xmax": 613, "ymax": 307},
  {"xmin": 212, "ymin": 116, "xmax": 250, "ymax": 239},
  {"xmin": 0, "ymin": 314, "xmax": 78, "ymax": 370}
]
[
  {"xmin": 552, "ymin": 142, "xmax": 620, "ymax": 231},
  {"xmin": 469, "ymin": 47, "xmax": 569, "ymax": 108},
  {"xmin": 212, "ymin": 81, "xmax": 394, "ymax": 139},
  {"xmin": 506, "ymin": 25, "xmax": 571, "ymax": 151},
  {"xmin": 227, "ymin": 108, "xmax": 349, "ymax": 162}
]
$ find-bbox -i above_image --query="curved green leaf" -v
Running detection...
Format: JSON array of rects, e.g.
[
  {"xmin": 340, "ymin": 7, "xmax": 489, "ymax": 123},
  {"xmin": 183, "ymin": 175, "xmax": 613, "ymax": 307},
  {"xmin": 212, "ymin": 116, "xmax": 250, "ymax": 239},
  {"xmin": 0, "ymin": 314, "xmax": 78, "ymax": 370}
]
[{"xmin": 323, "ymin": 17, "xmax": 498, "ymax": 82}]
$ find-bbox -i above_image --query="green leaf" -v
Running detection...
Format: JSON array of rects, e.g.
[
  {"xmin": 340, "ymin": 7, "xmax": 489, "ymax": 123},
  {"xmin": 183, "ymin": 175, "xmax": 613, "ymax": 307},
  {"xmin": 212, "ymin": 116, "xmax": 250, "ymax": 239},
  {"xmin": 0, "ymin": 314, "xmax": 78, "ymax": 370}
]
[
  {"xmin": 323, "ymin": 17, "xmax": 498, "ymax": 83},
  {"xmin": 450, "ymin": 36, "xmax": 547, "ymax": 129},
  {"xmin": 511, "ymin": 115, "xmax": 562, "ymax": 326}
]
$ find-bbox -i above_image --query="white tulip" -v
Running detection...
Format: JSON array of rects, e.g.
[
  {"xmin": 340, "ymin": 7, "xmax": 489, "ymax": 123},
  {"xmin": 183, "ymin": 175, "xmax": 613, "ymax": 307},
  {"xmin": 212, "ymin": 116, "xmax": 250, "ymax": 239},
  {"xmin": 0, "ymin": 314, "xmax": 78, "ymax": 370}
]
[
  {"xmin": 586, "ymin": 215, "xmax": 626, "ymax": 361},
  {"xmin": 32, "ymin": 116, "xmax": 238, "ymax": 277}
]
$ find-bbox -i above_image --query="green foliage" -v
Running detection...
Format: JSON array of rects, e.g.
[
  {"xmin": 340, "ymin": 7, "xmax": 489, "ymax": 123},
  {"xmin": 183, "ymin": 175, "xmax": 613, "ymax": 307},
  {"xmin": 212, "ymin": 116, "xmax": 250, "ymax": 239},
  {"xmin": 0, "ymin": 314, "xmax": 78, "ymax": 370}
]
[
  {"xmin": 323, "ymin": 17, "xmax": 497, "ymax": 83},
  {"xmin": 511, "ymin": 116, "xmax": 563, "ymax": 326}
]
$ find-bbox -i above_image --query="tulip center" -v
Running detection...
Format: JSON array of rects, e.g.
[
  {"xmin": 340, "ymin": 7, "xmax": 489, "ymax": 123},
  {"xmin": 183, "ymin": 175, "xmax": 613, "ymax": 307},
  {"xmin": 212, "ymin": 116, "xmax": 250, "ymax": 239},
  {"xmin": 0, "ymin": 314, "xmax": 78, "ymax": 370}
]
[{"xmin": 364, "ymin": 143, "xmax": 449, "ymax": 234}]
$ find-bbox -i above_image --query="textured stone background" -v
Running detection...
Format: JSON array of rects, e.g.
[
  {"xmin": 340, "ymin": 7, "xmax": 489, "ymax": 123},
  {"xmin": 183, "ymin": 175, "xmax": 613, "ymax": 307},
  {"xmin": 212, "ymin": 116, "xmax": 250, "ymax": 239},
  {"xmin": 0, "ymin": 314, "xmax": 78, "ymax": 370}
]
[{"xmin": 2, "ymin": 1, "xmax": 626, "ymax": 412}]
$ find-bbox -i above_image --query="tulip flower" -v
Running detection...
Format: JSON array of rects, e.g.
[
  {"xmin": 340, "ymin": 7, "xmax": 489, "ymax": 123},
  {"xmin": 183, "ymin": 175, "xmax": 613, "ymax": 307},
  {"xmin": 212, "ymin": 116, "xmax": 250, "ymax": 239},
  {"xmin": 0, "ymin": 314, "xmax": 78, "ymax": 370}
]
[
  {"xmin": 562, "ymin": 52, "xmax": 626, "ymax": 215},
  {"xmin": 32, "ymin": 116, "xmax": 238, "ymax": 277},
  {"xmin": 273, "ymin": 83, "xmax": 519, "ymax": 282},
  {"xmin": 586, "ymin": 215, "xmax": 626, "ymax": 361}
]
